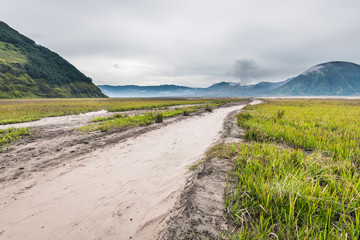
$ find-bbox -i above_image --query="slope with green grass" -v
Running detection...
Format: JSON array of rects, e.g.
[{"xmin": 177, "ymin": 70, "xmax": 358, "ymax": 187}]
[{"xmin": 0, "ymin": 21, "xmax": 106, "ymax": 98}]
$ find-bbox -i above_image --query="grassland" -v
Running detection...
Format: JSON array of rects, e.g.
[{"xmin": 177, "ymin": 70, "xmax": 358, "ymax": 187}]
[
  {"xmin": 218, "ymin": 99, "xmax": 360, "ymax": 239},
  {"xmin": 0, "ymin": 98, "xmax": 230, "ymax": 125}
]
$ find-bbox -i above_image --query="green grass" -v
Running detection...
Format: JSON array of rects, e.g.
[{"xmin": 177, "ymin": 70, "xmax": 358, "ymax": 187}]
[
  {"xmin": 0, "ymin": 41, "xmax": 27, "ymax": 64},
  {"xmin": 0, "ymin": 98, "xmax": 231, "ymax": 125},
  {"xmin": 219, "ymin": 99, "xmax": 360, "ymax": 239},
  {"xmin": 0, "ymin": 127, "xmax": 30, "ymax": 152},
  {"xmin": 239, "ymin": 99, "xmax": 360, "ymax": 165},
  {"xmin": 214, "ymin": 143, "xmax": 360, "ymax": 239},
  {"xmin": 79, "ymin": 113, "xmax": 155, "ymax": 132},
  {"xmin": 79, "ymin": 105, "xmax": 207, "ymax": 132}
]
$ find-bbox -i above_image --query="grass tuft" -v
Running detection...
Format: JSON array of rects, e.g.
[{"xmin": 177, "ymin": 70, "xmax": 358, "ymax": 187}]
[
  {"xmin": 205, "ymin": 105, "xmax": 213, "ymax": 112},
  {"xmin": 155, "ymin": 113, "xmax": 163, "ymax": 123}
]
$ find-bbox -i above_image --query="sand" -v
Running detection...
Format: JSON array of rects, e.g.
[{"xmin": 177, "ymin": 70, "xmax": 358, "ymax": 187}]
[{"xmin": 0, "ymin": 102, "xmax": 250, "ymax": 240}]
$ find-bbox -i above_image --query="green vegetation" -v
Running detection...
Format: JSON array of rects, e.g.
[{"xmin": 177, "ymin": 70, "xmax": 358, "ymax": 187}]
[
  {"xmin": 219, "ymin": 99, "xmax": 360, "ymax": 239},
  {"xmin": 205, "ymin": 105, "xmax": 213, "ymax": 112},
  {"xmin": 79, "ymin": 104, "xmax": 210, "ymax": 132},
  {"xmin": 0, "ymin": 127, "xmax": 30, "ymax": 152},
  {"xmin": 154, "ymin": 113, "xmax": 163, "ymax": 123},
  {"xmin": 81, "ymin": 113, "xmax": 155, "ymax": 132},
  {"xmin": 240, "ymin": 99, "xmax": 360, "ymax": 163},
  {"xmin": 0, "ymin": 98, "xmax": 220, "ymax": 125},
  {"xmin": 182, "ymin": 110, "xmax": 190, "ymax": 116},
  {"xmin": 0, "ymin": 21, "xmax": 106, "ymax": 98}
]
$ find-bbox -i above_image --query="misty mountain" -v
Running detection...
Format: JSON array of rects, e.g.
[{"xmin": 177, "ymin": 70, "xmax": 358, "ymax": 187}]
[
  {"xmin": 272, "ymin": 61, "xmax": 360, "ymax": 96},
  {"xmin": 98, "ymin": 80, "xmax": 290, "ymax": 98},
  {"xmin": 98, "ymin": 84, "xmax": 199, "ymax": 97},
  {"xmin": 0, "ymin": 21, "xmax": 107, "ymax": 98}
]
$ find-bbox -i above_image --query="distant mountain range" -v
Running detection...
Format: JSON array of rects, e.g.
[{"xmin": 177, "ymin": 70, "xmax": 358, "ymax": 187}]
[
  {"xmin": 99, "ymin": 61, "xmax": 360, "ymax": 97},
  {"xmin": 0, "ymin": 21, "xmax": 106, "ymax": 98},
  {"xmin": 98, "ymin": 79, "xmax": 292, "ymax": 97}
]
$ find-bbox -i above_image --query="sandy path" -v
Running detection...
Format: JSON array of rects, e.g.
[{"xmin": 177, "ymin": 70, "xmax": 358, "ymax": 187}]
[{"xmin": 0, "ymin": 104, "xmax": 246, "ymax": 240}]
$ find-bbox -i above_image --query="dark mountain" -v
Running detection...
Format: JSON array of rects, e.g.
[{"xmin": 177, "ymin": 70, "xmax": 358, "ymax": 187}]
[
  {"xmin": 0, "ymin": 21, "xmax": 107, "ymax": 98},
  {"xmin": 272, "ymin": 61, "xmax": 360, "ymax": 96},
  {"xmin": 98, "ymin": 79, "xmax": 290, "ymax": 97}
]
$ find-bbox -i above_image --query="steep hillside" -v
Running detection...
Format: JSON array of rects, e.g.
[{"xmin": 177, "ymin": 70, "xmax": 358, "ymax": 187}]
[
  {"xmin": 0, "ymin": 21, "xmax": 107, "ymax": 98},
  {"xmin": 273, "ymin": 61, "xmax": 360, "ymax": 96}
]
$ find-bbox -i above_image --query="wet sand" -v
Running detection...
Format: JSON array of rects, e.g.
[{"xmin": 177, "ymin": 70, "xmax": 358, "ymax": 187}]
[{"xmin": 0, "ymin": 103, "xmax": 247, "ymax": 240}]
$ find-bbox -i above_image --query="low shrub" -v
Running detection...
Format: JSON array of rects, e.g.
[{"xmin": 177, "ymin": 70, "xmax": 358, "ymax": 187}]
[
  {"xmin": 155, "ymin": 113, "xmax": 163, "ymax": 123},
  {"xmin": 205, "ymin": 105, "xmax": 213, "ymax": 112}
]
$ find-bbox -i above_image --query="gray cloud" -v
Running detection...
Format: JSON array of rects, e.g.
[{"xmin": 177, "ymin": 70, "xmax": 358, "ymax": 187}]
[
  {"xmin": 1, "ymin": 0, "xmax": 360, "ymax": 87},
  {"xmin": 231, "ymin": 59, "xmax": 273, "ymax": 85}
]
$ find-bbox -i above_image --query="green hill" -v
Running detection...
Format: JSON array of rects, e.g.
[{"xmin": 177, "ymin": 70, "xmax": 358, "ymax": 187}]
[{"xmin": 0, "ymin": 21, "xmax": 107, "ymax": 98}]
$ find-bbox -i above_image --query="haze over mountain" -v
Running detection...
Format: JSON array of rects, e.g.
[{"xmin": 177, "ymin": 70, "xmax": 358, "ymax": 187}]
[
  {"xmin": 0, "ymin": 21, "xmax": 107, "ymax": 98},
  {"xmin": 99, "ymin": 61, "xmax": 360, "ymax": 97}
]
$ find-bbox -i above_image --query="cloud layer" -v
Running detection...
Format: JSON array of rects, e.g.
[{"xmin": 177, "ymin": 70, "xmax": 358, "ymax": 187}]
[{"xmin": 1, "ymin": 0, "xmax": 360, "ymax": 87}]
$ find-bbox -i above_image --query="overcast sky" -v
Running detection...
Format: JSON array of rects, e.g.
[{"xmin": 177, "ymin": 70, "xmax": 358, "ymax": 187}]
[{"xmin": 1, "ymin": 0, "xmax": 360, "ymax": 87}]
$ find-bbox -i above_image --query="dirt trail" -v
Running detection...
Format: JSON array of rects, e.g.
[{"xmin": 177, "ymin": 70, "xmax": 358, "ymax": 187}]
[
  {"xmin": 0, "ymin": 104, "xmax": 207, "ymax": 183},
  {"xmin": 0, "ymin": 103, "xmax": 247, "ymax": 240}
]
